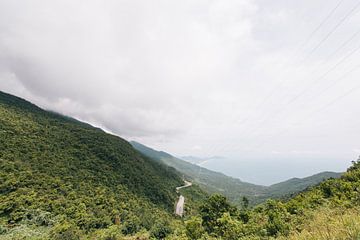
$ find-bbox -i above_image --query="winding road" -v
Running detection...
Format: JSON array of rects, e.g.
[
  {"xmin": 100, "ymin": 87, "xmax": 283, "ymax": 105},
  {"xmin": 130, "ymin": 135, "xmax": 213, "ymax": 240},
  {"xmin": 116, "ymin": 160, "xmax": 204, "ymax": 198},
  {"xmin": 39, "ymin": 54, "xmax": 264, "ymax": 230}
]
[{"xmin": 175, "ymin": 180, "xmax": 192, "ymax": 217}]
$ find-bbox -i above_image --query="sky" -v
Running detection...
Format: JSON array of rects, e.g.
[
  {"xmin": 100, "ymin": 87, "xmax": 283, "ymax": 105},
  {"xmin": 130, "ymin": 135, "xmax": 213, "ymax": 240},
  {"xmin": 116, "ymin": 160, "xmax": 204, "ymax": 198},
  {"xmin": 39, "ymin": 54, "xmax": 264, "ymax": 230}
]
[{"xmin": 1, "ymin": 0, "xmax": 360, "ymax": 185}]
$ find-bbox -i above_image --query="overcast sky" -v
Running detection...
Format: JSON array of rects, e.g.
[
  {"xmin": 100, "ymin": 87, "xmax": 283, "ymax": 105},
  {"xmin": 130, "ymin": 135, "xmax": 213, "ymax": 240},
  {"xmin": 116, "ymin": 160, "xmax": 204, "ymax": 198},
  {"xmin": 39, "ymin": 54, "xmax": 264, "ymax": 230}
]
[{"xmin": 1, "ymin": 0, "xmax": 360, "ymax": 184}]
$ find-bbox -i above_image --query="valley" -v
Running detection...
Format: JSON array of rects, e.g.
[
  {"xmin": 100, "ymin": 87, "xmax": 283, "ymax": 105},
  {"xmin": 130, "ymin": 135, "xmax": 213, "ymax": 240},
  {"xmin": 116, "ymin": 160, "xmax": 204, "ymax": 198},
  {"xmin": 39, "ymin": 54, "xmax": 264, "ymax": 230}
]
[{"xmin": 131, "ymin": 141, "xmax": 341, "ymax": 206}]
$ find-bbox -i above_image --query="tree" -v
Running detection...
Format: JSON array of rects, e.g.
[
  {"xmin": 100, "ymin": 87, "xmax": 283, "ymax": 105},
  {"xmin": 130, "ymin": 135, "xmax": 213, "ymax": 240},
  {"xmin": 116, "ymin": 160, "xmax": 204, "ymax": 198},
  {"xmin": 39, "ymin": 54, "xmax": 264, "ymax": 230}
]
[
  {"xmin": 348, "ymin": 155, "xmax": 360, "ymax": 172},
  {"xmin": 241, "ymin": 196, "xmax": 249, "ymax": 209},
  {"xmin": 264, "ymin": 200, "xmax": 290, "ymax": 237},
  {"xmin": 185, "ymin": 216, "xmax": 205, "ymax": 239},
  {"xmin": 199, "ymin": 194, "xmax": 238, "ymax": 233},
  {"xmin": 215, "ymin": 213, "xmax": 244, "ymax": 240},
  {"xmin": 50, "ymin": 221, "xmax": 81, "ymax": 240},
  {"xmin": 150, "ymin": 219, "xmax": 172, "ymax": 239}
]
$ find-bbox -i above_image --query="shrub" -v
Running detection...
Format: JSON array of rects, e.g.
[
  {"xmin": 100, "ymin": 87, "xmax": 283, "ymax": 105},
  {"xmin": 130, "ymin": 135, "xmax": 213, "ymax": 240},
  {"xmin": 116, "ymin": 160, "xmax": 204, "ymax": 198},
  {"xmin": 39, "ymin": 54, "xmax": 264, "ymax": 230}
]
[
  {"xmin": 150, "ymin": 220, "xmax": 172, "ymax": 239},
  {"xmin": 185, "ymin": 216, "xmax": 205, "ymax": 239},
  {"xmin": 49, "ymin": 221, "xmax": 81, "ymax": 240}
]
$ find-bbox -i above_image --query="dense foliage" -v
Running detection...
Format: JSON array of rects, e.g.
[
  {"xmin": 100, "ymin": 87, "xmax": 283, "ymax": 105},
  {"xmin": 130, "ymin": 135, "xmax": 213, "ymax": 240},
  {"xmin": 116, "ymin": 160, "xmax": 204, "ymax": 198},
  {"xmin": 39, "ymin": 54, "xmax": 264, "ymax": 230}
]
[{"xmin": 0, "ymin": 91, "xmax": 198, "ymax": 239}]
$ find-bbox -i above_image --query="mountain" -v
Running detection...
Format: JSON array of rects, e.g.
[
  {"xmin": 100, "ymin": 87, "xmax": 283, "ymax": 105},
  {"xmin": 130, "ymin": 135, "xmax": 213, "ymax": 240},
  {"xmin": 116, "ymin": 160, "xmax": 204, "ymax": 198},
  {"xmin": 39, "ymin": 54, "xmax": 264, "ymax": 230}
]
[
  {"xmin": 264, "ymin": 171, "xmax": 342, "ymax": 199},
  {"xmin": 0, "ymin": 91, "xmax": 204, "ymax": 239},
  {"xmin": 131, "ymin": 141, "xmax": 341, "ymax": 205}
]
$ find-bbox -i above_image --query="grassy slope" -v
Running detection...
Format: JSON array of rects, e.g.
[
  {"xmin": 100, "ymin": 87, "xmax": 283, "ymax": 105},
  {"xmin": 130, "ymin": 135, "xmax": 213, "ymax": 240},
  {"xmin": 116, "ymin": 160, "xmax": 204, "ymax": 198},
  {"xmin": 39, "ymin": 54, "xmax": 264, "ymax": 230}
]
[
  {"xmin": 278, "ymin": 207, "xmax": 360, "ymax": 240},
  {"xmin": 275, "ymin": 159, "xmax": 360, "ymax": 239},
  {"xmin": 131, "ymin": 141, "xmax": 341, "ymax": 206},
  {"xmin": 0, "ymin": 91, "xmax": 192, "ymax": 238}
]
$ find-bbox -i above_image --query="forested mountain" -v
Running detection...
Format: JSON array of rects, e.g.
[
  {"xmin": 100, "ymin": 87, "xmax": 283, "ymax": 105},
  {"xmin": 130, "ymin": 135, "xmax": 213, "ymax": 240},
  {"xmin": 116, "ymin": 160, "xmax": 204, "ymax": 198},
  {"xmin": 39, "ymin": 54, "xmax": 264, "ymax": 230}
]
[
  {"xmin": 0, "ymin": 91, "xmax": 204, "ymax": 239},
  {"xmin": 264, "ymin": 171, "xmax": 342, "ymax": 199},
  {"xmin": 131, "ymin": 141, "xmax": 341, "ymax": 205}
]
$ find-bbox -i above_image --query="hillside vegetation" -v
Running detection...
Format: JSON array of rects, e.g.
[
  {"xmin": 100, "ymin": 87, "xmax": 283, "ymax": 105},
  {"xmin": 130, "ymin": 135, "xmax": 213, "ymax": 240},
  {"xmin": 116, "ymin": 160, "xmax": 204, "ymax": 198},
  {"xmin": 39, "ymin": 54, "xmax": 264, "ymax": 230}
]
[
  {"xmin": 264, "ymin": 171, "xmax": 342, "ymax": 200},
  {"xmin": 181, "ymin": 157, "xmax": 360, "ymax": 239},
  {"xmin": 131, "ymin": 141, "xmax": 341, "ymax": 205},
  {"xmin": 0, "ymin": 91, "xmax": 205, "ymax": 239}
]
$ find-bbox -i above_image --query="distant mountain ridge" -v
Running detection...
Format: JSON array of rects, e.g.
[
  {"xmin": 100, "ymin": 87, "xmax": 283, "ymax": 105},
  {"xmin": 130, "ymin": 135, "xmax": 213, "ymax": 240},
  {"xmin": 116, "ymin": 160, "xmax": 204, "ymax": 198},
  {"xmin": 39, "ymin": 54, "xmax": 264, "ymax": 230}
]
[
  {"xmin": 264, "ymin": 171, "xmax": 342, "ymax": 199},
  {"xmin": 131, "ymin": 141, "xmax": 342, "ymax": 205}
]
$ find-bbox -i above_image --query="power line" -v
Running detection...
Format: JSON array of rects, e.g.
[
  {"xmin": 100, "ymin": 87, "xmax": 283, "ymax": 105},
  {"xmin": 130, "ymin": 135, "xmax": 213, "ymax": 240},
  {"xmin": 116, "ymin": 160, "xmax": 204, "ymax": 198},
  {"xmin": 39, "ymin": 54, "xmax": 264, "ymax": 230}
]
[
  {"xmin": 228, "ymin": 1, "xmax": 358, "ymax": 130},
  {"xmin": 326, "ymin": 27, "xmax": 360, "ymax": 60},
  {"xmin": 256, "ymin": 2, "xmax": 360, "ymax": 124},
  {"xmin": 233, "ymin": 0, "xmax": 351, "ymax": 127},
  {"xmin": 249, "ymin": 0, "xmax": 349, "ymax": 121},
  {"xmin": 205, "ymin": 1, "xmax": 360, "ymax": 157},
  {"xmin": 303, "ymin": 26, "xmax": 360, "ymax": 80},
  {"xmin": 297, "ymin": 0, "xmax": 345, "ymax": 52},
  {"xmin": 222, "ymin": 50, "xmax": 360, "ymax": 154},
  {"xmin": 301, "ymin": 0, "xmax": 360, "ymax": 62},
  {"xmin": 237, "ymin": 44, "xmax": 360, "ymax": 139},
  {"xmin": 241, "ymin": 83, "xmax": 360, "ymax": 153},
  {"xmin": 287, "ymin": 43, "xmax": 360, "ymax": 105},
  {"xmin": 261, "ymin": 26, "xmax": 360, "ymax": 125},
  {"xmin": 271, "ymin": 24, "xmax": 360, "ymax": 118},
  {"xmin": 308, "ymin": 63, "xmax": 360, "ymax": 101},
  {"xmin": 254, "ymin": 59, "xmax": 360, "ymax": 136},
  {"xmin": 311, "ymin": 85, "xmax": 360, "ymax": 114}
]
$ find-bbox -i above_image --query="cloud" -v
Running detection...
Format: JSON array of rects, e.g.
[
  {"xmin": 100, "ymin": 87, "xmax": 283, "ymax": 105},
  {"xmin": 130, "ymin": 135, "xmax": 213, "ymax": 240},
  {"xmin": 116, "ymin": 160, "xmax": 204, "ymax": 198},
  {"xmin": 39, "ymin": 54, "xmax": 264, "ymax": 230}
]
[
  {"xmin": 192, "ymin": 145, "xmax": 203, "ymax": 151},
  {"xmin": 0, "ymin": 0, "xmax": 258, "ymax": 138}
]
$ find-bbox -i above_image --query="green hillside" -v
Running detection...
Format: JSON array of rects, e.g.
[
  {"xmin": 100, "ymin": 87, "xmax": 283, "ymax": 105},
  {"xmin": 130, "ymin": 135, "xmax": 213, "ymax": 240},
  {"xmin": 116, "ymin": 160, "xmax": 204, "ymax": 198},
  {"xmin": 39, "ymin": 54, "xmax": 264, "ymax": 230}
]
[
  {"xmin": 264, "ymin": 171, "xmax": 342, "ymax": 199},
  {"xmin": 0, "ymin": 91, "xmax": 199, "ymax": 239},
  {"xmin": 181, "ymin": 157, "xmax": 360, "ymax": 239},
  {"xmin": 131, "ymin": 141, "xmax": 341, "ymax": 205}
]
